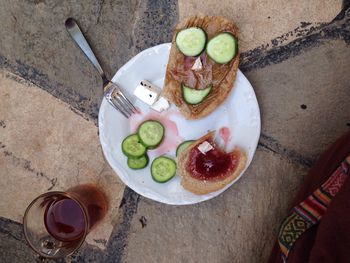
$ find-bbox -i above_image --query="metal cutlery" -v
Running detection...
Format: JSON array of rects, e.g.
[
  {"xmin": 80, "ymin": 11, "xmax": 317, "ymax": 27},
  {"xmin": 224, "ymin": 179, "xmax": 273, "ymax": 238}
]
[{"xmin": 65, "ymin": 18, "xmax": 137, "ymax": 118}]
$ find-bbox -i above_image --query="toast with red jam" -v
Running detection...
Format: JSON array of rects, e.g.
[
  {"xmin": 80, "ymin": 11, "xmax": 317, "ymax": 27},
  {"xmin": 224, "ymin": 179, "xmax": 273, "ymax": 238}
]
[{"xmin": 177, "ymin": 131, "xmax": 246, "ymax": 195}]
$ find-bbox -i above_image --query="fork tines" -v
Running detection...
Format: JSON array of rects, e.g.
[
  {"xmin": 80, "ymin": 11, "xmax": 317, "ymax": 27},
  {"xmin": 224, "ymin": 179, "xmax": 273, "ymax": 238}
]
[{"xmin": 104, "ymin": 83, "xmax": 137, "ymax": 118}]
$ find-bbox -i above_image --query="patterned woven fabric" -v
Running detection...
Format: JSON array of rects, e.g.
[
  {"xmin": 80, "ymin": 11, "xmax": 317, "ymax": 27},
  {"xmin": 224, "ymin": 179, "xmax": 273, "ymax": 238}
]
[{"xmin": 278, "ymin": 158, "xmax": 350, "ymax": 262}]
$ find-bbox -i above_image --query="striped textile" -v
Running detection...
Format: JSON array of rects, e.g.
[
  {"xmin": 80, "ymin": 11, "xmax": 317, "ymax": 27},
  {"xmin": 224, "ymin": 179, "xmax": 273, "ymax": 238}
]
[{"xmin": 278, "ymin": 158, "xmax": 350, "ymax": 262}]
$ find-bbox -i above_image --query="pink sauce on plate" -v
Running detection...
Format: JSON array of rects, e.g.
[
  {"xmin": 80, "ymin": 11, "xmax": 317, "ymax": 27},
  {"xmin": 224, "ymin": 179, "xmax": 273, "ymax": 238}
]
[
  {"xmin": 129, "ymin": 109, "xmax": 182, "ymax": 157},
  {"xmin": 219, "ymin": 127, "xmax": 231, "ymax": 149}
]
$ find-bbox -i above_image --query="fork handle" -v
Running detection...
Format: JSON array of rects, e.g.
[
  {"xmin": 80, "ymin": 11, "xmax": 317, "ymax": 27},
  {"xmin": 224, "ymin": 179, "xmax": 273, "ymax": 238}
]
[{"xmin": 65, "ymin": 18, "xmax": 108, "ymax": 85}]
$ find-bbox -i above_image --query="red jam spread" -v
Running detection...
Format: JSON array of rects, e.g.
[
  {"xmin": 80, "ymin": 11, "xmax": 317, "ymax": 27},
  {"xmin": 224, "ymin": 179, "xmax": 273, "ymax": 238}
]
[{"xmin": 186, "ymin": 140, "xmax": 239, "ymax": 180}]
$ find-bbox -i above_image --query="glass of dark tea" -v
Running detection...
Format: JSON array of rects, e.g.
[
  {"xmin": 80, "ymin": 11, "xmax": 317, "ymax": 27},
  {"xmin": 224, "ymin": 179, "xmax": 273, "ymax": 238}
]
[{"xmin": 23, "ymin": 184, "xmax": 108, "ymax": 259}]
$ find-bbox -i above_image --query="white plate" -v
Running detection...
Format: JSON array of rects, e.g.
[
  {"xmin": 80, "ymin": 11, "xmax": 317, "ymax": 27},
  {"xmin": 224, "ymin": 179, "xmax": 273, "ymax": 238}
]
[{"xmin": 99, "ymin": 43, "xmax": 261, "ymax": 205}]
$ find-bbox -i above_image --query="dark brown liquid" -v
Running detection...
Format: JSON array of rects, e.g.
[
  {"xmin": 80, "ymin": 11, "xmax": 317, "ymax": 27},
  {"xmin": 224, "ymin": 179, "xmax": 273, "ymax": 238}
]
[
  {"xmin": 44, "ymin": 184, "xmax": 108, "ymax": 242},
  {"xmin": 44, "ymin": 198, "xmax": 85, "ymax": 242}
]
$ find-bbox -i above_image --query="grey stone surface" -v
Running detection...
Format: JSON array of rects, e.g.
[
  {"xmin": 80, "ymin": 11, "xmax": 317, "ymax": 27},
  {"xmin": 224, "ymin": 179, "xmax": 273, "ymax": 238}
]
[
  {"xmin": 123, "ymin": 149, "xmax": 308, "ymax": 263},
  {"xmin": 179, "ymin": 0, "xmax": 342, "ymax": 52},
  {"xmin": 123, "ymin": 9, "xmax": 350, "ymax": 262},
  {"xmin": 132, "ymin": 0, "xmax": 178, "ymax": 53},
  {"xmin": 0, "ymin": 0, "xmax": 349, "ymax": 262},
  {"xmin": 0, "ymin": 70, "xmax": 125, "ymax": 250},
  {"xmin": 0, "ymin": 217, "xmax": 36, "ymax": 263},
  {"xmin": 0, "ymin": 234, "xmax": 36, "ymax": 263},
  {"xmin": 0, "ymin": 0, "xmax": 177, "ymax": 121},
  {"xmin": 0, "ymin": 216, "xmax": 79, "ymax": 263},
  {"xmin": 0, "ymin": 0, "xmax": 138, "ymax": 120},
  {"xmin": 0, "ymin": 0, "xmax": 178, "ymax": 262},
  {"xmin": 246, "ymin": 39, "xmax": 350, "ymax": 161}
]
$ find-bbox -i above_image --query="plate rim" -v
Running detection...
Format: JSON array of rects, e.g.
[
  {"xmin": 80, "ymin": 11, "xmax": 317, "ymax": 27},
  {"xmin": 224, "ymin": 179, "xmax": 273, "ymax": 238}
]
[{"xmin": 98, "ymin": 43, "xmax": 261, "ymax": 205}]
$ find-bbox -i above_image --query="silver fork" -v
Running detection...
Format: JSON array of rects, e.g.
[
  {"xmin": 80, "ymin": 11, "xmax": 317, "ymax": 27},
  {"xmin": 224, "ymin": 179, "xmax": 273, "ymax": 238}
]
[{"xmin": 65, "ymin": 18, "xmax": 137, "ymax": 118}]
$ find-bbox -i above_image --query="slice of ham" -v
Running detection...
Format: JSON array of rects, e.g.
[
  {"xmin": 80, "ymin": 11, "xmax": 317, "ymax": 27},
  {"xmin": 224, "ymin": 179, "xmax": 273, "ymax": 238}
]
[{"xmin": 170, "ymin": 52, "xmax": 213, "ymax": 90}]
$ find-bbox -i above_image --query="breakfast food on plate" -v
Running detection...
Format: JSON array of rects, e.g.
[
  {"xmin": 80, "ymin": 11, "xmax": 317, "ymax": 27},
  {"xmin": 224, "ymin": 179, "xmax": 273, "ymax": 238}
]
[
  {"xmin": 127, "ymin": 154, "xmax": 149, "ymax": 170},
  {"xmin": 176, "ymin": 140, "xmax": 194, "ymax": 156},
  {"xmin": 121, "ymin": 120, "xmax": 177, "ymax": 182},
  {"xmin": 133, "ymin": 80, "xmax": 161, "ymax": 106},
  {"xmin": 151, "ymin": 156, "xmax": 177, "ymax": 183},
  {"xmin": 163, "ymin": 15, "xmax": 239, "ymax": 119},
  {"xmin": 137, "ymin": 120, "xmax": 164, "ymax": 149},
  {"xmin": 177, "ymin": 131, "xmax": 246, "ymax": 195},
  {"xmin": 133, "ymin": 80, "xmax": 170, "ymax": 112},
  {"xmin": 122, "ymin": 120, "xmax": 165, "ymax": 170}
]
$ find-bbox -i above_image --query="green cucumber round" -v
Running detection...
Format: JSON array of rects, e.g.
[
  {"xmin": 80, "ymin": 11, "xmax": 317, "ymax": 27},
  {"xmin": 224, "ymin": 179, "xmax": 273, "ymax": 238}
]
[
  {"xmin": 138, "ymin": 120, "xmax": 164, "ymax": 149},
  {"xmin": 121, "ymin": 134, "xmax": 146, "ymax": 158},
  {"xmin": 151, "ymin": 156, "xmax": 176, "ymax": 183},
  {"xmin": 176, "ymin": 27, "xmax": 207, "ymax": 57},
  {"xmin": 127, "ymin": 155, "xmax": 149, "ymax": 170},
  {"xmin": 182, "ymin": 84, "xmax": 212, "ymax": 105},
  {"xmin": 176, "ymin": 140, "xmax": 194, "ymax": 156},
  {"xmin": 206, "ymin": 32, "xmax": 237, "ymax": 64}
]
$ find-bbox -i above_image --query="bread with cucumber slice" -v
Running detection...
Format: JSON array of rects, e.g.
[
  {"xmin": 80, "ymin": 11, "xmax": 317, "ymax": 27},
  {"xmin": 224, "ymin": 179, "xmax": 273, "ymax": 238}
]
[
  {"xmin": 163, "ymin": 15, "xmax": 239, "ymax": 120},
  {"xmin": 177, "ymin": 131, "xmax": 246, "ymax": 195}
]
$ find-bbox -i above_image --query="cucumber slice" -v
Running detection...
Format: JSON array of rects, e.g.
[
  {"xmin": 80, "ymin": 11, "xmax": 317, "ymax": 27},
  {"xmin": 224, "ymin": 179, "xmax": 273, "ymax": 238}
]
[
  {"xmin": 121, "ymin": 134, "xmax": 146, "ymax": 158},
  {"xmin": 182, "ymin": 84, "xmax": 212, "ymax": 105},
  {"xmin": 176, "ymin": 140, "xmax": 194, "ymax": 156},
  {"xmin": 206, "ymin": 33, "xmax": 237, "ymax": 64},
  {"xmin": 176, "ymin": 27, "xmax": 207, "ymax": 57},
  {"xmin": 151, "ymin": 156, "xmax": 176, "ymax": 183},
  {"xmin": 138, "ymin": 120, "xmax": 164, "ymax": 149},
  {"xmin": 127, "ymin": 155, "xmax": 149, "ymax": 170}
]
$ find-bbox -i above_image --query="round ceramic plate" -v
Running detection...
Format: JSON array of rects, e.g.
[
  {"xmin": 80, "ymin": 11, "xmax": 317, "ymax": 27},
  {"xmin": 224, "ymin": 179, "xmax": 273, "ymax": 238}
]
[{"xmin": 99, "ymin": 43, "xmax": 260, "ymax": 205}]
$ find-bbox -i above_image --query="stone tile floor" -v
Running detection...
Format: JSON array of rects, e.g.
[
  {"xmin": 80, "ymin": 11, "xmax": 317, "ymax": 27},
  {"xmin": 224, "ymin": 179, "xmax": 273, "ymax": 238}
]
[{"xmin": 0, "ymin": 0, "xmax": 349, "ymax": 262}]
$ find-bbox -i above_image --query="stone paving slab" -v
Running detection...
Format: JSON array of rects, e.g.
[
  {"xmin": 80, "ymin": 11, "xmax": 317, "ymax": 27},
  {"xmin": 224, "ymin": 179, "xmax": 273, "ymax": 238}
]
[
  {"xmin": 123, "ymin": 5, "xmax": 350, "ymax": 262},
  {"xmin": 0, "ymin": 0, "xmax": 177, "ymax": 122},
  {"xmin": 0, "ymin": 1, "xmax": 177, "ymax": 262},
  {"xmin": 0, "ymin": 70, "xmax": 124, "ymax": 249},
  {"xmin": 246, "ymin": 39, "xmax": 350, "ymax": 161},
  {"xmin": 179, "ymin": 0, "xmax": 341, "ymax": 51},
  {"xmin": 0, "ymin": 231, "xmax": 37, "ymax": 262},
  {"xmin": 124, "ymin": 148, "xmax": 308, "ymax": 263},
  {"xmin": 0, "ymin": 0, "xmax": 349, "ymax": 262}
]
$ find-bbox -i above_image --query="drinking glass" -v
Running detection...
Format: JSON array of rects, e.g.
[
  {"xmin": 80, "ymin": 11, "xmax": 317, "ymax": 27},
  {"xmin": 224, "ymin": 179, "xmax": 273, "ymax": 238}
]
[{"xmin": 23, "ymin": 184, "xmax": 108, "ymax": 259}]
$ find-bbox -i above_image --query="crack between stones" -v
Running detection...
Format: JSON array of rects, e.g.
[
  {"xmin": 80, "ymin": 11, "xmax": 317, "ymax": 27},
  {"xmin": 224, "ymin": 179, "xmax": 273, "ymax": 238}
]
[
  {"xmin": 0, "ymin": 217, "xmax": 24, "ymax": 242},
  {"xmin": 0, "ymin": 3, "xmax": 348, "ymax": 262},
  {"xmin": 240, "ymin": 5, "xmax": 350, "ymax": 72},
  {"xmin": 0, "ymin": 229, "xmax": 22, "ymax": 242},
  {"xmin": 0, "ymin": 143, "xmax": 58, "ymax": 191},
  {"xmin": 129, "ymin": 0, "xmax": 143, "ymax": 55},
  {"xmin": 258, "ymin": 133, "xmax": 313, "ymax": 168},
  {"xmin": 96, "ymin": 0, "xmax": 106, "ymax": 26}
]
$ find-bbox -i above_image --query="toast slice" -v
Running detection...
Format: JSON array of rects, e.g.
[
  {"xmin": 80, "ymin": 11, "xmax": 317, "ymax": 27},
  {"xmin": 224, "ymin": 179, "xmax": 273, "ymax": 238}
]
[
  {"xmin": 177, "ymin": 132, "xmax": 246, "ymax": 195},
  {"xmin": 163, "ymin": 15, "xmax": 239, "ymax": 119}
]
